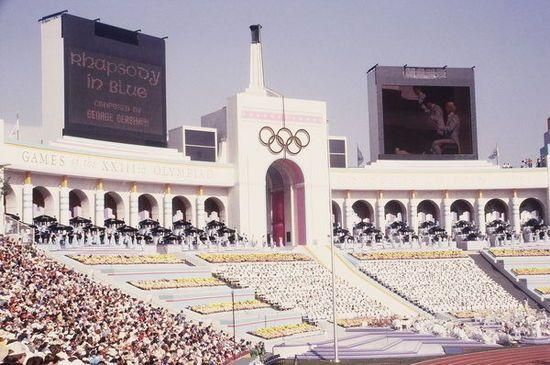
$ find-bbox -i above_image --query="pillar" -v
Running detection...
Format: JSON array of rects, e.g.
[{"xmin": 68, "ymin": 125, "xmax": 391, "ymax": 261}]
[
  {"xmin": 343, "ymin": 192, "xmax": 354, "ymax": 231},
  {"xmin": 376, "ymin": 191, "xmax": 385, "ymax": 229},
  {"xmin": 22, "ymin": 172, "xmax": 33, "ymax": 223},
  {"xmin": 196, "ymin": 186, "xmax": 206, "ymax": 228},
  {"xmin": 164, "ymin": 184, "xmax": 173, "ymax": 228},
  {"xmin": 409, "ymin": 192, "xmax": 418, "ymax": 232},
  {"xmin": 511, "ymin": 190, "xmax": 521, "ymax": 234},
  {"xmin": 443, "ymin": 197, "xmax": 453, "ymax": 234},
  {"xmin": 129, "ymin": 183, "xmax": 139, "ymax": 227},
  {"xmin": 59, "ymin": 176, "xmax": 70, "ymax": 225},
  {"xmin": 476, "ymin": 191, "xmax": 486, "ymax": 234},
  {"xmin": 95, "ymin": 179, "xmax": 104, "ymax": 226}
]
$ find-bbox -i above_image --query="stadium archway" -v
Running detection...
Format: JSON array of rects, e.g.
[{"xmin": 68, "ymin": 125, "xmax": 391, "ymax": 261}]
[
  {"xmin": 172, "ymin": 195, "xmax": 192, "ymax": 223},
  {"xmin": 104, "ymin": 191, "xmax": 124, "ymax": 220},
  {"xmin": 138, "ymin": 194, "xmax": 159, "ymax": 221},
  {"xmin": 417, "ymin": 200, "xmax": 440, "ymax": 225},
  {"xmin": 266, "ymin": 159, "xmax": 306, "ymax": 246},
  {"xmin": 520, "ymin": 198, "xmax": 545, "ymax": 224},
  {"xmin": 451, "ymin": 199, "xmax": 474, "ymax": 223},
  {"xmin": 3, "ymin": 184, "xmax": 17, "ymax": 216},
  {"xmin": 352, "ymin": 200, "xmax": 374, "ymax": 223},
  {"xmin": 332, "ymin": 201, "xmax": 342, "ymax": 226},
  {"xmin": 385, "ymin": 200, "xmax": 406, "ymax": 225},
  {"xmin": 485, "ymin": 198, "xmax": 509, "ymax": 222},
  {"xmin": 205, "ymin": 197, "xmax": 226, "ymax": 223},
  {"xmin": 69, "ymin": 189, "xmax": 89, "ymax": 218},
  {"xmin": 32, "ymin": 186, "xmax": 54, "ymax": 218}
]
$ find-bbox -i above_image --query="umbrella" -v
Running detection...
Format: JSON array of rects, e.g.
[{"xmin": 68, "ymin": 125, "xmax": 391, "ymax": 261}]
[
  {"xmin": 218, "ymin": 227, "xmax": 236, "ymax": 235},
  {"xmin": 355, "ymin": 221, "xmax": 374, "ymax": 230},
  {"xmin": 184, "ymin": 226, "xmax": 200, "ymax": 234},
  {"xmin": 48, "ymin": 223, "xmax": 73, "ymax": 233},
  {"xmin": 461, "ymin": 226, "xmax": 475, "ymax": 234},
  {"xmin": 466, "ymin": 232, "xmax": 481, "ymax": 241},
  {"xmin": 139, "ymin": 218, "xmax": 160, "ymax": 228},
  {"xmin": 486, "ymin": 219, "xmax": 505, "ymax": 228},
  {"xmin": 104, "ymin": 218, "xmax": 125, "ymax": 227},
  {"xmin": 522, "ymin": 218, "xmax": 543, "ymax": 228},
  {"xmin": 453, "ymin": 220, "xmax": 470, "ymax": 228},
  {"xmin": 69, "ymin": 216, "xmax": 92, "ymax": 225},
  {"xmin": 389, "ymin": 221, "xmax": 406, "ymax": 229},
  {"xmin": 428, "ymin": 226, "xmax": 445, "ymax": 234},
  {"xmin": 85, "ymin": 224, "xmax": 105, "ymax": 232},
  {"xmin": 151, "ymin": 226, "xmax": 170, "ymax": 234},
  {"xmin": 173, "ymin": 219, "xmax": 192, "ymax": 228},
  {"xmin": 398, "ymin": 227, "xmax": 414, "ymax": 233},
  {"xmin": 206, "ymin": 220, "xmax": 225, "ymax": 229},
  {"xmin": 33, "ymin": 215, "xmax": 57, "ymax": 224},
  {"xmin": 117, "ymin": 225, "xmax": 138, "ymax": 233},
  {"xmin": 419, "ymin": 221, "xmax": 436, "ymax": 229},
  {"xmin": 161, "ymin": 233, "xmax": 179, "ymax": 244}
]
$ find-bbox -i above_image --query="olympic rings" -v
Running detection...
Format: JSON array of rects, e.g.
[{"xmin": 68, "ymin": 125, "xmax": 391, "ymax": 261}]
[{"xmin": 259, "ymin": 126, "xmax": 311, "ymax": 155}]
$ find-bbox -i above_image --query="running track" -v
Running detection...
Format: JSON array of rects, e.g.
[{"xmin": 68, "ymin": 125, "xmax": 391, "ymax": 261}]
[{"xmin": 415, "ymin": 345, "xmax": 550, "ymax": 365}]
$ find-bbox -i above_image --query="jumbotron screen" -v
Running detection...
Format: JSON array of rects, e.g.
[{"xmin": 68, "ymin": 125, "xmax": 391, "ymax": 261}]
[
  {"xmin": 382, "ymin": 85, "xmax": 473, "ymax": 155},
  {"xmin": 62, "ymin": 14, "xmax": 167, "ymax": 147}
]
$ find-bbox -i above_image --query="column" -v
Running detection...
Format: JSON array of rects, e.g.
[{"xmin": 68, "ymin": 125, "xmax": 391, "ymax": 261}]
[
  {"xmin": 129, "ymin": 182, "xmax": 139, "ymax": 227},
  {"xmin": 443, "ymin": 198, "xmax": 453, "ymax": 234},
  {"xmin": 343, "ymin": 193, "xmax": 354, "ymax": 231},
  {"xmin": 196, "ymin": 196, "xmax": 206, "ymax": 229},
  {"xmin": 59, "ymin": 176, "xmax": 70, "ymax": 225},
  {"xmin": 164, "ymin": 184, "xmax": 173, "ymax": 229},
  {"xmin": 476, "ymin": 191, "xmax": 486, "ymax": 234},
  {"xmin": 95, "ymin": 179, "xmax": 104, "ymax": 226},
  {"xmin": 409, "ymin": 195, "xmax": 418, "ymax": 232},
  {"xmin": 511, "ymin": 191, "xmax": 521, "ymax": 234},
  {"xmin": 376, "ymin": 191, "xmax": 385, "ymax": 229},
  {"xmin": 22, "ymin": 172, "xmax": 33, "ymax": 223}
]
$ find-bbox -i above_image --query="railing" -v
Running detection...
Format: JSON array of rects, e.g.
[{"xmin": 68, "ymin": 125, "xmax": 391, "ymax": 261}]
[{"xmin": 4, "ymin": 214, "xmax": 34, "ymax": 244}]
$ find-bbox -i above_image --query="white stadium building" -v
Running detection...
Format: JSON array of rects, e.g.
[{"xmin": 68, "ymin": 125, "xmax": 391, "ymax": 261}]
[{"xmin": 0, "ymin": 13, "xmax": 548, "ymax": 245}]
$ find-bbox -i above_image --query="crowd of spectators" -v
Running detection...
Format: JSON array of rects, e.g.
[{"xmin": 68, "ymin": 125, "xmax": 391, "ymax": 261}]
[
  {"xmin": 214, "ymin": 261, "xmax": 393, "ymax": 323},
  {"xmin": 0, "ymin": 235, "xmax": 251, "ymax": 364}
]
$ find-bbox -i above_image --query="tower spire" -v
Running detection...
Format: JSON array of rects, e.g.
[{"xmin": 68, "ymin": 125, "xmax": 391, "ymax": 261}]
[{"xmin": 246, "ymin": 24, "xmax": 267, "ymax": 95}]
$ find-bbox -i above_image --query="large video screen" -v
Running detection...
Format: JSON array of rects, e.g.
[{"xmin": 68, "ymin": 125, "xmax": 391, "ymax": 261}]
[
  {"xmin": 62, "ymin": 14, "xmax": 167, "ymax": 147},
  {"xmin": 382, "ymin": 85, "xmax": 473, "ymax": 156}
]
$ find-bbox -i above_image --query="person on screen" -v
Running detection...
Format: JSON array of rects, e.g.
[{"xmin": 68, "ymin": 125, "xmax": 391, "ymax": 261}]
[
  {"xmin": 431, "ymin": 101, "xmax": 461, "ymax": 154},
  {"xmin": 421, "ymin": 99, "xmax": 445, "ymax": 131}
]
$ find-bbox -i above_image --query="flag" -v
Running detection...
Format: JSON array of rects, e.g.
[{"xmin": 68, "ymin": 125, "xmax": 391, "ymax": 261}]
[
  {"xmin": 357, "ymin": 145, "xmax": 365, "ymax": 167},
  {"xmin": 8, "ymin": 114, "xmax": 20, "ymax": 140},
  {"xmin": 488, "ymin": 145, "xmax": 499, "ymax": 161}
]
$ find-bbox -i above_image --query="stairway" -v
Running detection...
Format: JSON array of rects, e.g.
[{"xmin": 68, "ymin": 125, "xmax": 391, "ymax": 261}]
[{"xmin": 470, "ymin": 253, "xmax": 539, "ymax": 308}]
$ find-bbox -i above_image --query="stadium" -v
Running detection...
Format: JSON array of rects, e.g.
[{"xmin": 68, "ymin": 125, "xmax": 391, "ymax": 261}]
[{"xmin": 1, "ymin": 9, "xmax": 550, "ymax": 365}]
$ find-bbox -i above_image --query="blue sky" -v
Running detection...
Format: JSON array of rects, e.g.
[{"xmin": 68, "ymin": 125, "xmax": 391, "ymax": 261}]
[{"xmin": 1, "ymin": 0, "xmax": 549, "ymax": 165}]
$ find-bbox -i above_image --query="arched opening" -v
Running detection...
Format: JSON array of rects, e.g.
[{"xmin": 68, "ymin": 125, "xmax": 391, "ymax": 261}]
[
  {"xmin": 385, "ymin": 200, "xmax": 406, "ymax": 225},
  {"xmin": 266, "ymin": 159, "xmax": 306, "ymax": 245},
  {"xmin": 332, "ymin": 201, "xmax": 342, "ymax": 226},
  {"xmin": 138, "ymin": 194, "xmax": 159, "ymax": 221},
  {"xmin": 172, "ymin": 195, "xmax": 192, "ymax": 222},
  {"xmin": 520, "ymin": 198, "xmax": 545, "ymax": 224},
  {"xmin": 104, "ymin": 191, "xmax": 124, "ymax": 220},
  {"xmin": 69, "ymin": 189, "xmax": 90, "ymax": 218},
  {"xmin": 352, "ymin": 200, "xmax": 374, "ymax": 223},
  {"xmin": 204, "ymin": 197, "xmax": 226, "ymax": 223},
  {"xmin": 3, "ymin": 184, "xmax": 17, "ymax": 216},
  {"xmin": 32, "ymin": 186, "xmax": 54, "ymax": 218},
  {"xmin": 417, "ymin": 200, "xmax": 440, "ymax": 225},
  {"xmin": 485, "ymin": 198, "xmax": 509, "ymax": 222},
  {"xmin": 450, "ymin": 199, "xmax": 474, "ymax": 223}
]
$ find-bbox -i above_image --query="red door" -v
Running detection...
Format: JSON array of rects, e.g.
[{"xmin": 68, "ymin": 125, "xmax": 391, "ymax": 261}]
[{"xmin": 271, "ymin": 190, "xmax": 285, "ymax": 246}]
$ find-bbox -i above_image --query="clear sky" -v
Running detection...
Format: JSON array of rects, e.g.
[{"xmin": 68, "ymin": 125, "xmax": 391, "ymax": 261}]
[{"xmin": 1, "ymin": 0, "xmax": 549, "ymax": 165}]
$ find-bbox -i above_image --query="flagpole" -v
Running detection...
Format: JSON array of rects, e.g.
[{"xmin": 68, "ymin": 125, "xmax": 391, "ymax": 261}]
[
  {"xmin": 496, "ymin": 144, "xmax": 499, "ymax": 166},
  {"xmin": 326, "ymin": 120, "xmax": 339, "ymax": 363}
]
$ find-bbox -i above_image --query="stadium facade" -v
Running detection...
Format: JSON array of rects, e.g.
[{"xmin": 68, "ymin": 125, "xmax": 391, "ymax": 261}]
[{"xmin": 0, "ymin": 13, "xmax": 549, "ymax": 245}]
